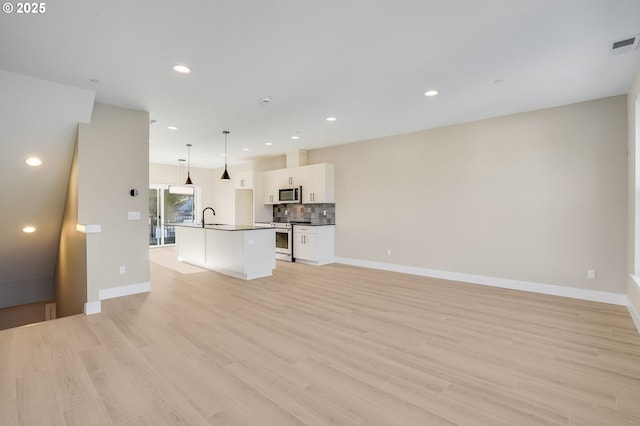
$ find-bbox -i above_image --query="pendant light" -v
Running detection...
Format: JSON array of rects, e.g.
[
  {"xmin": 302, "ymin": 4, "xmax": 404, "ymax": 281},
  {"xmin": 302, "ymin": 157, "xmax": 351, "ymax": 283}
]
[
  {"xmin": 185, "ymin": 143, "xmax": 193, "ymax": 185},
  {"xmin": 168, "ymin": 159, "xmax": 193, "ymax": 195},
  {"xmin": 221, "ymin": 130, "xmax": 231, "ymax": 180}
]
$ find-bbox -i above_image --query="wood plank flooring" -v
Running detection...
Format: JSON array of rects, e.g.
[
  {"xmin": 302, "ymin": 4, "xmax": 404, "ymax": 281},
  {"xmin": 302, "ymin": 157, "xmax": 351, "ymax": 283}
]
[{"xmin": 2, "ymin": 254, "xmax": 640, "ymax": 425}]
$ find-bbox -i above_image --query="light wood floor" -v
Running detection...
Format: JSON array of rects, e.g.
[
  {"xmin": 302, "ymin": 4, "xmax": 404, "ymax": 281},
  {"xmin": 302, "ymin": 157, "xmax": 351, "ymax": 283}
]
[{"xmin": 2, "ymin": 256, "xmax": 640, "ymax": 425}]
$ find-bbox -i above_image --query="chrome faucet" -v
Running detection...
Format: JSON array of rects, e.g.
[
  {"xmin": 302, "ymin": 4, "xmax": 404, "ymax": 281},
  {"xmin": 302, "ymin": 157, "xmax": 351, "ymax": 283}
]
[{"xmin": 202, "ymin": 207, "xmax": 216, "ymax": 227}]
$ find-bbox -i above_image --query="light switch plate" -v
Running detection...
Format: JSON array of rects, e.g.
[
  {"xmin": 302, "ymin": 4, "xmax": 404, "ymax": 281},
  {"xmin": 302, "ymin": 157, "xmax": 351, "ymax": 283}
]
[{"xmin": 128, "ymin": 211, "xmax": 141, "ymax": 220}]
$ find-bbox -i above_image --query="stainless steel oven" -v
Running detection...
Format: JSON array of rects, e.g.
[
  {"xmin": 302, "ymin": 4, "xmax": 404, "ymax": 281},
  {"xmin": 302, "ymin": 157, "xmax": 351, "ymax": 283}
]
[{"xmin": 271, "ymin": 222, "xmax": 293, "ymax": 261}]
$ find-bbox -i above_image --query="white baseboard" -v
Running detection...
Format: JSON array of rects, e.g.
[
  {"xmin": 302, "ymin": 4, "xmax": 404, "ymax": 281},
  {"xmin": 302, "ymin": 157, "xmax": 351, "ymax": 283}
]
[
  {"xmin": 628, "ymin": 276, "xmax": 640, "ymax": 335},
  {"xmin": 99, "ymin": 281, "xmax": 151, "ymax": 300},
  {"xmin": 295, "ymin": 257, "xmax": 335, "ymax": 266},
  {"xmin": 335, "ymin": 257, "xmax": 627, "ymax": 306},
  {"xmin": 84, "ymin": 281, "xmax": 151, "ymax": 315},
  {"xmin": 628, "ymin": 302, "xmax": 640, "ymax": 335},
  {"xmin": 84, "ymin": 301, "xmax": 101, "ymax": 315}
]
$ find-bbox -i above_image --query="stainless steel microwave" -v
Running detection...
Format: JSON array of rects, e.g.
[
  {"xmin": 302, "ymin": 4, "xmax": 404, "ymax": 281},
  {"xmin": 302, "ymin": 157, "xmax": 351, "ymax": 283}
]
[{"xmin": 279, "ymin": 186, "xmax": 301, "ymax": 203}]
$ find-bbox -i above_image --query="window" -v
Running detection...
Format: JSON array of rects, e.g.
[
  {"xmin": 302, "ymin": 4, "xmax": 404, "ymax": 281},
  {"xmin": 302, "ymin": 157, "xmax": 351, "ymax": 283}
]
[{"xmin": 149, "ymin": 184, "xmax": 200, "ymax": 246}]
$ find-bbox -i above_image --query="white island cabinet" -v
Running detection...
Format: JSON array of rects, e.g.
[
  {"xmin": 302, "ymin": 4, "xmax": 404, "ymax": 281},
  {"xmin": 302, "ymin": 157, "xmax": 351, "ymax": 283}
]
[{"xmin": 175, "ymin": 225, "xmax": 275, "ymax": 280}]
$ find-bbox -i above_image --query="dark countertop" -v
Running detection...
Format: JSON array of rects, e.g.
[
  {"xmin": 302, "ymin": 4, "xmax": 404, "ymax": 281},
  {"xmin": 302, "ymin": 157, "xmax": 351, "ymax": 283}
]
[
  {"xmin": 290, "ymin": 223, "xmax": 335, "ymax": 226},
  {"xmin": 172, "ymin": 223, "xmax": 275, "ymax": 232},
  {"xmin": 268, "ymin": 220, "xmax": 336, "ymax": 226}
]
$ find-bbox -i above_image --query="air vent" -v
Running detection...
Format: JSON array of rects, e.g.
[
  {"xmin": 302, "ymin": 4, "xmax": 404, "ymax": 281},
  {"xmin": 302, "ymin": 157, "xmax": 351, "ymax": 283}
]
[
  {"xmin": 613, "ymin": 38, "xmax": 635, "ymax": 50},
  {"xmin": 609, "ymin": 34, "xmax": 639, "ymax": 56}
]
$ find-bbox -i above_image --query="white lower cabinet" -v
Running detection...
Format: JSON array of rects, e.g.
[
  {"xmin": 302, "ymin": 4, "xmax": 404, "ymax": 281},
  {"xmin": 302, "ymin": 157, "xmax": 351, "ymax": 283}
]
[
  {"xmin": 293, "ymin": 225, "xmax": 335, "ymax": 265},
  {"xmin": 294, "ymin": 231, "xmax": 317, "ymax": 261}
]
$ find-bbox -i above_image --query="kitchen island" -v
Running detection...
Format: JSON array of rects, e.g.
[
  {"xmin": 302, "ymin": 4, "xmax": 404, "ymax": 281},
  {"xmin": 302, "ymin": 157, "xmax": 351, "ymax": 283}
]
[{"xmin": 174, "ymin": 224, "xmax": 275, "ymax": 280}]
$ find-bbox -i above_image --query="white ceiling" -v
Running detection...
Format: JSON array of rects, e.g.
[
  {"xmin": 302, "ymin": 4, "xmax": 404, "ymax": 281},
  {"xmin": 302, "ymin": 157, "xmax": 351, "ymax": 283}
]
[{"xmin": 1, "ymin": 0, "xmax": 640, "ymax": 170}]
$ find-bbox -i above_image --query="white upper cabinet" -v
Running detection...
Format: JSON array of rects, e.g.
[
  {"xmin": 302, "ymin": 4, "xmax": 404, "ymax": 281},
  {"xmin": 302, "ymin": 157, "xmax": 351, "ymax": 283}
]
[
  {"xmin": 263, "ymin": 163, "xmax": 334, "ymax": 205},
  {"xmin": 263, "ymin": 169, "xmax": 279, "ymax": 204},
  {"xmin": 233, "ymin": 171, "xmax": 253, "ymax": 189},
  {"xmin": 300, "ymin": 163, "xmax": 335, "ymax": 204},
  {"xmin": 282, "ymin": 170, "xmax": 298, "ymax": 187},
  {"xmin": 231, "ymin": 171, "xmax": 271, "ymax": 222}
]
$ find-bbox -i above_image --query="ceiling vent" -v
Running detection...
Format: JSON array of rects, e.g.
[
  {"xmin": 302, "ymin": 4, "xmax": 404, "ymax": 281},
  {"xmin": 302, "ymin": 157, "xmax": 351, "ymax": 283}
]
[{"xmin": 609, "ymin": 34, "xmax": 639, "ymax": 56}]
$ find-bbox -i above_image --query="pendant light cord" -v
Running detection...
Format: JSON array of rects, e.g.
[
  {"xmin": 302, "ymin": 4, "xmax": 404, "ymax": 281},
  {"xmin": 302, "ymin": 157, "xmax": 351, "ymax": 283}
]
[
  {"xmin": 221, "ymin": 130, "xmax": 231, "ymax": 180},
  {"xmin": 185, "ymin": 143, "xmax": 193, "ymax": 185}
]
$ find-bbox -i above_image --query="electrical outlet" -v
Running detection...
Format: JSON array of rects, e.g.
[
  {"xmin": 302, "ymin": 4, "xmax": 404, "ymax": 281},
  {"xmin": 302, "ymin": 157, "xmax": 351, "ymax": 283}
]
[
  {"xmin": 120, "ymin": 266, "xmax": 126, "ymax": 275},
  {"xmin": 386, "ymin": 249, "xmax": 392, "ymax": 256},
  {"xmin": 587, "ymin": 269, "xmax": 596, "ymax": 279},
  {"xmin": 285, "ymin": 209, "xmax": 288, "ymax": 215},
  {"xmin": 323, "ymin": 210, "xmax": 327, "ymax": 216}
]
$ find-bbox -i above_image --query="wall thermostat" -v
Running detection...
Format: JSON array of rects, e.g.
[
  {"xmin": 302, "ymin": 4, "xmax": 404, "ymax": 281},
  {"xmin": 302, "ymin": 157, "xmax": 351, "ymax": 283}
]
[{"xmin": 130, "ymin": 189, "xmax": 138, "ymax": 197}]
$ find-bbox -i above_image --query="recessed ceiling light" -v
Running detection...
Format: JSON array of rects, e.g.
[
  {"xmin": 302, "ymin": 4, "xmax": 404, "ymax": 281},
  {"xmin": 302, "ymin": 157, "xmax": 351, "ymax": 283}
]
[
  {"xmin": 424, "ymin": 90, "xmax": 439, "ymax": 97},
  {"xmin": 326, "ymin": 116, "xmax": 337, "ymax": 122},
  {"xmin": 243, "ymin": 148, "xmax": 250, "ymax": 151},
  {"xmin": 265, "ymin": 142, "xmax": 273, "ymax": 146},
  {"xmin": 167, "ymin": 126, "xmax": 178, "ymax": 130},
  {"xmin": 173, "ymin": 64, "xmax": 192, "ymax": 74},
  {"xmin": 25, "ymin": 157, "xmax": 42, "ymax": 167},
  {"xmin": 291, "ymin": 135, "xmax": 300, "ymax": 140},
  {"xmin": 22, "ymin": 226, "xmax": 36, "ymax": 233}
]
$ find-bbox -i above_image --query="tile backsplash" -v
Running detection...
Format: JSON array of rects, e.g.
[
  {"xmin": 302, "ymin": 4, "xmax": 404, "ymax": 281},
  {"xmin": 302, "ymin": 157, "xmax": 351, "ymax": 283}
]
[{"xmin": 273, "ymin": 203, "xmax": 335, "ymax": 225}]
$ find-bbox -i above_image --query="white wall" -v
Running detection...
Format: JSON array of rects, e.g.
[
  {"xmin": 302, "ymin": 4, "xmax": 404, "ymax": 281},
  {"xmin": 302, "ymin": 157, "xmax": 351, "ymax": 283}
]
[
  {"xmin": 309, "ymin": 96, "xmax": 628, "ymax": 296},
  {"xmin": 150, "ymin": 156, "xmax": 285, "ymax": 225},
  {"xmin": 77, "ymin": 103, "xmax": 149, "ymax": 307},
  {"xmin": 149, "ymin": 163, "xmax": 236, "ymax": 224},
  {"xmin": 628, "ymin": 71, "xmax": 640, "ymax": 330}
]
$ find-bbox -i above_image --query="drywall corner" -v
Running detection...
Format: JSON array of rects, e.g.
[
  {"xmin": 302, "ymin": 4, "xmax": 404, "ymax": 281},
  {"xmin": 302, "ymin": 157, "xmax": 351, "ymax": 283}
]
[
  {"xmin": 77, "ymin": 103, "xmax": 150, "ymax": 305},
  {"xmin": 53, "ymin": 136, "xmax": 87, "ymax": 317}
]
